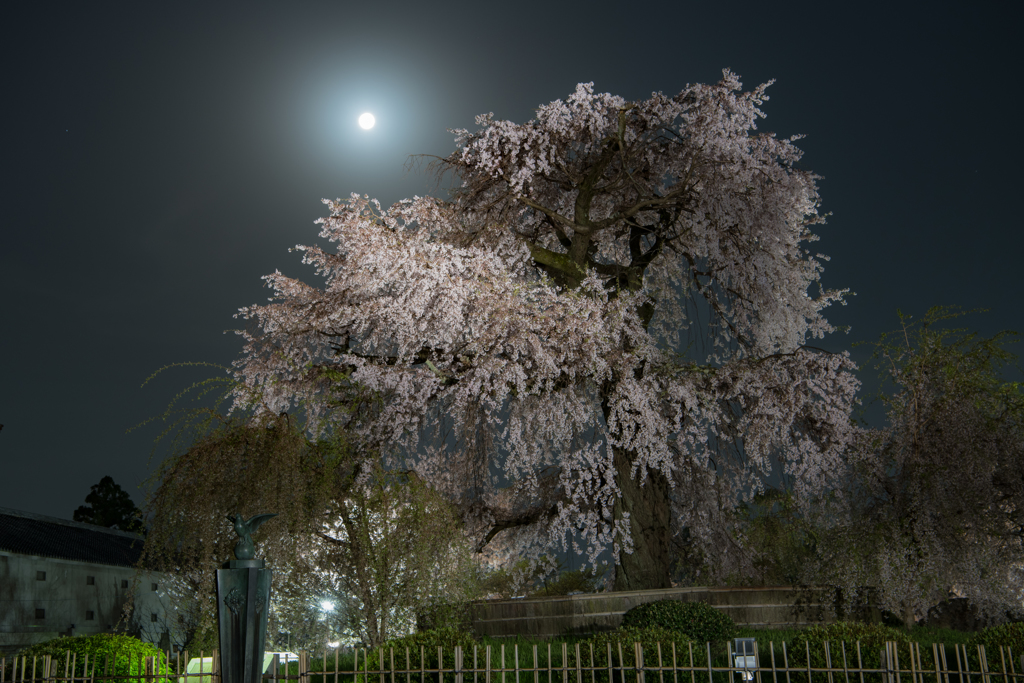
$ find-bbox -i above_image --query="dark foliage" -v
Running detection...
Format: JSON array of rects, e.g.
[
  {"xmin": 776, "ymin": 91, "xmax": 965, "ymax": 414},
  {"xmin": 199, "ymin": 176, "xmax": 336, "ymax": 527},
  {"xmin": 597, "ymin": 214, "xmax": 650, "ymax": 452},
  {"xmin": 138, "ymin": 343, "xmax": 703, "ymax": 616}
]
[{"xmin": 74, "ymin": 476, "xmax": 145, "ymax": 533}]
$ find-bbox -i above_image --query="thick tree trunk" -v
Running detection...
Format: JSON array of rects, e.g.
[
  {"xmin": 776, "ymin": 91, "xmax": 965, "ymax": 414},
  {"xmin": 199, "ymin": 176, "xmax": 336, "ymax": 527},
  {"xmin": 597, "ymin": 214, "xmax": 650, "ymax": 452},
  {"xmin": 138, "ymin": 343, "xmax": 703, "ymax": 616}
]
[{"xmin": 611, "ymin": 446, "xmax": 673, "ymax": 591}]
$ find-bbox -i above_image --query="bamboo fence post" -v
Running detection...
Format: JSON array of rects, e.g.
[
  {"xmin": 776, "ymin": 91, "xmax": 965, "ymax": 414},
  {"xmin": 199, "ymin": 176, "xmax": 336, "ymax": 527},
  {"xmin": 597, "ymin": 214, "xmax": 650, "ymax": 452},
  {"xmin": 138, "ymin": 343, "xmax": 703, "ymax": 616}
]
[{"xmin": 754, "ymin": 641, "xmax": 762, "ymax": 683}]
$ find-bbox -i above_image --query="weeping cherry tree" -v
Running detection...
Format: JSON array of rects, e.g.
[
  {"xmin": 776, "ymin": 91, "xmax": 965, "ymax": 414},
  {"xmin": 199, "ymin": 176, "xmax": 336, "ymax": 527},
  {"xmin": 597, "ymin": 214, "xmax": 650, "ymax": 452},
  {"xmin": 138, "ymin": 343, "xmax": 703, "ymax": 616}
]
[{"xmin": 232, "ymin": 71, "xmax": 861, "ymax": 590}]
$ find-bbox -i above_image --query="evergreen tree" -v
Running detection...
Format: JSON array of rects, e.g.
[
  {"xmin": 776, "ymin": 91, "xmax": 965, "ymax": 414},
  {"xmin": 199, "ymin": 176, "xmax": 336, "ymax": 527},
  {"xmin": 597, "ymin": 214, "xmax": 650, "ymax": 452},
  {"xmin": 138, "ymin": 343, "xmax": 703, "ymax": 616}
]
[{"xmin": 74, "ymin": 475, "xmax": 145, "ymax": 533}]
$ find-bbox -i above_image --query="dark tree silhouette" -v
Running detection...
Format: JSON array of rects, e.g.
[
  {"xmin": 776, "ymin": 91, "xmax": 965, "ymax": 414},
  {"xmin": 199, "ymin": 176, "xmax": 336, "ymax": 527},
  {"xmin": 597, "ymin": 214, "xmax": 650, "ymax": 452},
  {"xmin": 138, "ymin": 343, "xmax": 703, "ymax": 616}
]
[{"xmin": 74, "ymin": 475, "xmax": 145, "ymax": 533}]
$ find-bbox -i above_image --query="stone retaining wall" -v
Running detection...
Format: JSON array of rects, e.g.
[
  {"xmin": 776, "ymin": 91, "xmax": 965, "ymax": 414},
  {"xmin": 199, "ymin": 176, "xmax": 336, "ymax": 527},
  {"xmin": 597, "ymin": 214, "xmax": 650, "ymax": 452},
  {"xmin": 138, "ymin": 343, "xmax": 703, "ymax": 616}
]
[{"xmin": 468, "ymin": 585, "xmax": 876, "ymax": 639}]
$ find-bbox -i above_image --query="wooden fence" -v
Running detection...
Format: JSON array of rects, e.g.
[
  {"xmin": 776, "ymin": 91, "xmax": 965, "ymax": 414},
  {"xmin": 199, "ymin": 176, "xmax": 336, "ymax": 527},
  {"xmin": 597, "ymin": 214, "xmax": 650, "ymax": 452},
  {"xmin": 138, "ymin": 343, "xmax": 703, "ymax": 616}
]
[{"xmin": 2, "ymin": 642, "xmax": 1023, "ymax": 683}]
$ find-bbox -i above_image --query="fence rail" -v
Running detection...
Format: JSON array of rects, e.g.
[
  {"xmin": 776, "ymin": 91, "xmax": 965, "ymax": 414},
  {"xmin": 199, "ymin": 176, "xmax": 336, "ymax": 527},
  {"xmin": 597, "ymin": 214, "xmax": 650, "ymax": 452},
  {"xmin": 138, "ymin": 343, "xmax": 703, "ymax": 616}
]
[{"xmin": 2, "ymin": 643, "xmax": 1023, "ymax": 683}]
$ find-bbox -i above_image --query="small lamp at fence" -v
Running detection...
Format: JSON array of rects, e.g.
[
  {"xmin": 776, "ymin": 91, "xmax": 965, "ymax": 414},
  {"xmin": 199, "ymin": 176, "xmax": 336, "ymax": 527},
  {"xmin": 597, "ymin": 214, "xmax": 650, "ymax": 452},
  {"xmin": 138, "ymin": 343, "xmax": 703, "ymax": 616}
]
[{"xmin": 732, "ymin": 638, "xmax": 757, "ymax": 682}]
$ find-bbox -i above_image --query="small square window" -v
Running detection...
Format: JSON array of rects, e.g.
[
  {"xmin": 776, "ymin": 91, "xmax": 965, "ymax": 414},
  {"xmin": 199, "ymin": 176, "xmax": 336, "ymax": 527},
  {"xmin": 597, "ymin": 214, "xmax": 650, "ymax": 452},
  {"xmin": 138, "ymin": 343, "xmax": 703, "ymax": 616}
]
[
  {"xmin": 36, "ymin": 571, "xmax": 46, "ymax": 581},
  {"xmin": 151, "ymin": 613, "xmax": 158, "ymax": 623},
  {"xmin": 151, "ymin": 583, "xmax": 158, "ymax": 591},
  {"xmin": 85, "ymin": 611, "xmax": 95, "ymax": 620},
  {"xmin": 121, "ymin": 580, "xmax": 129, "ymax": 588},
  {"xmin": 35, "ymin": 608, "xmax": 45, "ymax": 619},
  {"xmin": 86, "ymin": 576, "xmax": 95, "ymax": 585}
]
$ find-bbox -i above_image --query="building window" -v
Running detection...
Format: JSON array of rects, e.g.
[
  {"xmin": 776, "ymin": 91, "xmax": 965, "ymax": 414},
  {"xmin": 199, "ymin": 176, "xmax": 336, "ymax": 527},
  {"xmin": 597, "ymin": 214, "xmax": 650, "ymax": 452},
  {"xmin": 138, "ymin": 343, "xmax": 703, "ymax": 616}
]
[
  {"xmin": 151, "ymin": 613, "xmax": 158, "ymax": 623},
  {"xmin": 85, "ymin": 611, "xmax": 95, "ymax": 620},
  {"xmin": 151, "ymin": 583, "xmax": 158, "ymax": 591},
  {"xmin": 86, "ymin": 576, "xmax": 95, "ymax": 585},
  {"xmin": 36, "ymin": 571, "xmax": 46, "ymax": 581},
  {"xmin": 121, "ymin": 580, "xmax": 129, "ymax": 588},
  {"xmin": 35, "ymin": 609, "xmax": 45, "ymax": 619}
]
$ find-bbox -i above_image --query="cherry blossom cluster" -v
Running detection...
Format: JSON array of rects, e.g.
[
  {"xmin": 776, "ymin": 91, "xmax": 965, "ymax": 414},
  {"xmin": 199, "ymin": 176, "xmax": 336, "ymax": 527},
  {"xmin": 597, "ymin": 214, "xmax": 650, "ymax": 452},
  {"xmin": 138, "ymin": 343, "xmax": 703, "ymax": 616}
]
[{"xmin": 233, "ymin": 72, "xmax": 864, "ymax": 582}]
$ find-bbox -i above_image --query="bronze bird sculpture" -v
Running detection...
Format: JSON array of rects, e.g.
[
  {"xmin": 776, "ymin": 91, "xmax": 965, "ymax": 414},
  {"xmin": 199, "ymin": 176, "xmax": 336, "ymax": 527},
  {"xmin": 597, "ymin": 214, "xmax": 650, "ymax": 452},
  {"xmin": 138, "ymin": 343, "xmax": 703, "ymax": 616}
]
[{"xmin": 227, "ymin": 512, "xmax": 277, "ymax": 560}]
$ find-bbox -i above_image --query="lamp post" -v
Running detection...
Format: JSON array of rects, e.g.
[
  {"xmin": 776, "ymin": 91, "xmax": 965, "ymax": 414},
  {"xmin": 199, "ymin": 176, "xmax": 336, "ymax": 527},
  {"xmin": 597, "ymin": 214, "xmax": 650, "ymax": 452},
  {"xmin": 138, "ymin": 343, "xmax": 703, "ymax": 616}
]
[{"xmin": 216, "ymin": 513, "xmax": 277, "ymax": 683}]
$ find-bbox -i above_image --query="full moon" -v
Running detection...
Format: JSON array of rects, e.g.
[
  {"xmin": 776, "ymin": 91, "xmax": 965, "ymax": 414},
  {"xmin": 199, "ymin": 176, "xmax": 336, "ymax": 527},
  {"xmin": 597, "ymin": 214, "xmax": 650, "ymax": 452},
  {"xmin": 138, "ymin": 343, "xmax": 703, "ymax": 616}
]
[{"xmin": 358, "ymin": 112, "xmax": 375, "ymax": 130}]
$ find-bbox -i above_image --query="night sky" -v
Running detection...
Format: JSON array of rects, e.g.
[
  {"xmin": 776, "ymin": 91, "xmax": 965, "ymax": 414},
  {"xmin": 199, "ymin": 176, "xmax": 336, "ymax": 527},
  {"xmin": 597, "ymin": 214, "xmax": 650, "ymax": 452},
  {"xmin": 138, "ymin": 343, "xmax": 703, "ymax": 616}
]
[{"xmin": 3, "ymin": 2, "xmax": 1022, "ymax": 520}]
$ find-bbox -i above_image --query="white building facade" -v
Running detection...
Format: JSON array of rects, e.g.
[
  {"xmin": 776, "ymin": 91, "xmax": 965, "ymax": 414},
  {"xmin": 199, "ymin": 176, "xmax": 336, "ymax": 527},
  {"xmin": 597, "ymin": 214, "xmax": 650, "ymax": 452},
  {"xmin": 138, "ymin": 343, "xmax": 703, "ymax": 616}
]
[{"xmin": 0, "ymin": 507, "xmax": 179, "ymax": 653}]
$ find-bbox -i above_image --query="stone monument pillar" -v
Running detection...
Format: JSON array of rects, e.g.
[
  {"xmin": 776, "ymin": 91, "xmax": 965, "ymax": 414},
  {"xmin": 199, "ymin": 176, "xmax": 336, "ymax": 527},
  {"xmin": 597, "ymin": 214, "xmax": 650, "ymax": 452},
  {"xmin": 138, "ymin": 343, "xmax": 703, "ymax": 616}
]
[{"xmin": 216, "ymin": 513, "xmax": 277, "ymax": 683}]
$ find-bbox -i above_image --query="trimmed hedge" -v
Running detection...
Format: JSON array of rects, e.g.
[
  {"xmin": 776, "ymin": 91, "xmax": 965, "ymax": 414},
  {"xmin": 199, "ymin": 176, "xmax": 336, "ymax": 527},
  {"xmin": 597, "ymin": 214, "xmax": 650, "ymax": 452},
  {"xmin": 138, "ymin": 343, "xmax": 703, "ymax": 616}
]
[
  {"xmin": 785, "ymin": 621, "xmax": 914, "ymax": 671},
  {"xmin": 621, "ymin": 600, "xmax": 735, "ymax": 644},
  {"xmin": 10, "ymin": 634, "xmax": 171, "ymax": 683},
  {"xmin": 577, "ymin": 626, "xmax": 705, "ymax": 667},
  {"xmin": 969, "ymin": 621, "xmax": 1024, "ymax": 655},
  {"xmin": 358, "ymin": 628, "xmax": 478, "ymax": 683}
]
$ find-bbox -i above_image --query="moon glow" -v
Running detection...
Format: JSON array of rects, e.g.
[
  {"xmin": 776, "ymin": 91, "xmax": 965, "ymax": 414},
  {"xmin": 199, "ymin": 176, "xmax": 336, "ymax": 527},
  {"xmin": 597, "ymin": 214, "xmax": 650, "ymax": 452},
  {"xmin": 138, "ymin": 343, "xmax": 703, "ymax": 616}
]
[{"xmin": 358, "ymin": 112, "xmax": 376, "ymax": 130}]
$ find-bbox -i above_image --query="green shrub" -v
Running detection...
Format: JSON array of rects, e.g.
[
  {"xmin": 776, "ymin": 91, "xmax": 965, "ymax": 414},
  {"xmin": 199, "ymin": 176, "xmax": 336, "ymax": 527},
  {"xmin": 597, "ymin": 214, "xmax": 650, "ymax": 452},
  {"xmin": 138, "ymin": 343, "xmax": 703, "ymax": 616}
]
[
  {"xmin": 580, "ymin": 626, "xmax": 704, "ymax": 663},
  {"xmin": 969, "ymin": 621, "xmax": 1024, "ymax": 656},
  {"xmin": 568, "ymin": 627, "xmax": 705, "ymax": 683},
  {"xmin": 10, "ymin": 634, "xmax": 171, "ymax": 683},
  {"xmin": 785, "ymin": 621, "xmax": 914, "ymax": 672},
  {"xmin": 621, "ymin": 600, "xmax": 735, "ymax": 644},
  {"xmin": 358, "ymin": 628, "xmax": 478, "ymax": 682}
]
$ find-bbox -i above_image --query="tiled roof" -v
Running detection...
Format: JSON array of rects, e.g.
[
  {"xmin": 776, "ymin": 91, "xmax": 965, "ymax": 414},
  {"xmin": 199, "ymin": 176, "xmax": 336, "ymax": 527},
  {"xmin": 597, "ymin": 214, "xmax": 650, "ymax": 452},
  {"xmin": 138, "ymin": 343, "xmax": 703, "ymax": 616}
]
[{"xmin": 0, "ymin": 507, "xmax": 144, "ymax": 568}]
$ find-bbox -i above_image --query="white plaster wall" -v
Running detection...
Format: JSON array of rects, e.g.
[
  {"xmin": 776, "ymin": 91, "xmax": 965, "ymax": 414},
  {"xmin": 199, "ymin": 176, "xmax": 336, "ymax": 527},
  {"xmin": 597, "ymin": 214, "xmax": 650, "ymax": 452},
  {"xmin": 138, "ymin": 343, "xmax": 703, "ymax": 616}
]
[{"xmin": 0, "ymin": 552, "xmax": 180, "ymax": 653}]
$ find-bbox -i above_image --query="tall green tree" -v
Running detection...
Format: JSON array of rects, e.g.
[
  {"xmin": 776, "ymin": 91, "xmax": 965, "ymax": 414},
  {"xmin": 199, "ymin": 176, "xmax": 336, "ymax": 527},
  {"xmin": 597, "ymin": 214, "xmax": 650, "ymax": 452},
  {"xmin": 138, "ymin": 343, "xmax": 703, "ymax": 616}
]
[
  {"xmin": 141, "ymin": 411, "xmax": 479, "ymax": 651},
  {"xmin": 815, "ymin": 306, "xmax": 1024, "ymax": 626},
  {"xmin": 74, "ymin": 475, "xmax": 145, "ymax": 533}
]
